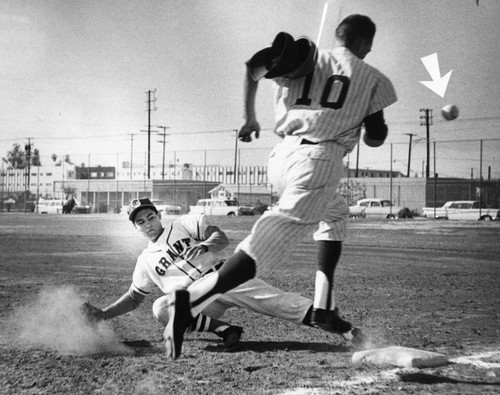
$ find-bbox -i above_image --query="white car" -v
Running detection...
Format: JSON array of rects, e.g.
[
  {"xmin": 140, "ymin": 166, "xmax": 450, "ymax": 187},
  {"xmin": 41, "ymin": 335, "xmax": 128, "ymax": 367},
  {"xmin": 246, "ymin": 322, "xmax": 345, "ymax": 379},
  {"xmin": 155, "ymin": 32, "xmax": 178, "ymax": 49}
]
[
  {"xmin": 349, "ymin": 198, "xmax": 404, "ymax": 219},
  {"xmin": 36, "ymin": 199, "xmax": 63, "ymax": 214},
  {"xmin": 189, "ymin": 198, "xmax": 253, "ymax": 216},
  {"xmin": 423, "ymin": 200, "xmax": 499, "ymax": 221},
  {"xmin": 421, "ymin": 202, "xmax": 452, "ymax": 219}
]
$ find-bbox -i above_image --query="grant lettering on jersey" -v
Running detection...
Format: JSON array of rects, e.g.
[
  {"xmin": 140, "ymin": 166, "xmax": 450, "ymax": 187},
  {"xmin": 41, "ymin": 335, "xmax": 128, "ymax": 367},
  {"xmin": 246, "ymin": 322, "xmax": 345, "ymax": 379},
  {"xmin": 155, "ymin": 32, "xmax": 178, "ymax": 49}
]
[{"xmin": 154, "ymin": 237, "xmax": 192, "ymax": 276}]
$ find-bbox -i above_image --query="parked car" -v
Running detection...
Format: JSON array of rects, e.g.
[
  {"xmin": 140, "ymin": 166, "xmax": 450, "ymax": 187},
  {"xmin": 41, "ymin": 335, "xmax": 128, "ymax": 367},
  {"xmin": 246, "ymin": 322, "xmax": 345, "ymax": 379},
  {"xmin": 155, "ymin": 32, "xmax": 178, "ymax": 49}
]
[
  {"xmin": 36, "ymin": 199, "xmax": 63, "ymax": 214},
  {"xmin": 422, "ymin": 200, "xmax": 500, "ymax": 221},
  {"xmin": 120, "ymin": 199, "xmax": 182, "ymax": 216},
  {"xmin": 189, "ymin": 198, "xmax": 254, "ymax": 216},
  {"xmin": 72, "ymin": 199, "xmax": 92, "ymax": 214},
  {"xmin": 421, "ymin": 201, "xmax": 452, "ymax": 219},
  {"xmin": 144, "ymin": 199, "xmax": 180, "ymax": 215},
  {"xmin": 349, "ymin": 198, "xmax": 405, "ymax": 219}
]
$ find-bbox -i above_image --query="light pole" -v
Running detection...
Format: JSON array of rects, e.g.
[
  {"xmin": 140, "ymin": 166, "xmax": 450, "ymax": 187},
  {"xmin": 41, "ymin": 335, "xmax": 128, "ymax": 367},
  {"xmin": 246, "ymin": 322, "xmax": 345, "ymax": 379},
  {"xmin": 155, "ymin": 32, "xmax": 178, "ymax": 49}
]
[{"xmin": 128, "ymin": 133, "xmax": 136, "ymax": 180}]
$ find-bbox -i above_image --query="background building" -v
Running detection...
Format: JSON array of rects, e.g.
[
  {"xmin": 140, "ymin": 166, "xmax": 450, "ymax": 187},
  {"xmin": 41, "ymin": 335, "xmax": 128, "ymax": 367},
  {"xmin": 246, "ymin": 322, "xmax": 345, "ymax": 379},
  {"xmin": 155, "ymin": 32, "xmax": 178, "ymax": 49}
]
[{"xmin": 2, "ymin": 159, "xmax": 499, "ymax": 214}]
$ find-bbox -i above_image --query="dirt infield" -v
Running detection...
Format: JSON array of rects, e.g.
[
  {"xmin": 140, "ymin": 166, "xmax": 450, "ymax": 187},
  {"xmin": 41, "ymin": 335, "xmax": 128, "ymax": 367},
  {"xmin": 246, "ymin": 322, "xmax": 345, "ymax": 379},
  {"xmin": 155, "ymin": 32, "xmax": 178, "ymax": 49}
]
[{"xmin": 0, "ymin": 213, "xmax": 499, "ymax": 394}]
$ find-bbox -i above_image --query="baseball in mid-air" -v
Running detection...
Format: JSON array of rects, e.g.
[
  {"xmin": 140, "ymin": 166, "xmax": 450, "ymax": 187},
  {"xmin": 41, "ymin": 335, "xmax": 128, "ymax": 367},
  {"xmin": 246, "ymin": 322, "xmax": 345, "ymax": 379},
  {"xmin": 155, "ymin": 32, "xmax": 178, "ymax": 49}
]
[{"xmin": 441, "ymin": 104, "xmax": 459, "ymax": 121}]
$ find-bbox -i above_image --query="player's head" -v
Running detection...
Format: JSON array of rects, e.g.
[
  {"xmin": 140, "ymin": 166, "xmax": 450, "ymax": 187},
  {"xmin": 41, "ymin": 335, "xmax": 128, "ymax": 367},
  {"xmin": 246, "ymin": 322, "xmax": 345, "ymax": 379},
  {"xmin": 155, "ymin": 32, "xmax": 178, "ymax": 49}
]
[
  {"xmin": 128, "ymin": 198, "xmax": 158, "ymax": 222},
  {"xmin": 128, "ymin": 198, "xmax": 163, "ymax": 240},
  {"xmin": 335, "ymin": 14, "xmax": 376, "ymax": 59}
]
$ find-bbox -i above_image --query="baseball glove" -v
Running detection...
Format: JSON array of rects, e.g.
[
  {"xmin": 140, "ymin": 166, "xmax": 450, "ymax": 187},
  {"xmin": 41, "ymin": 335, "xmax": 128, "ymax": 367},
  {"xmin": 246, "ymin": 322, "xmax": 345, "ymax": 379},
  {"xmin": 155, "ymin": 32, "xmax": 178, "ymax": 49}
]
[{"xmin": 80, "ymin": 302, "xmax": 105, "ymax": 325}]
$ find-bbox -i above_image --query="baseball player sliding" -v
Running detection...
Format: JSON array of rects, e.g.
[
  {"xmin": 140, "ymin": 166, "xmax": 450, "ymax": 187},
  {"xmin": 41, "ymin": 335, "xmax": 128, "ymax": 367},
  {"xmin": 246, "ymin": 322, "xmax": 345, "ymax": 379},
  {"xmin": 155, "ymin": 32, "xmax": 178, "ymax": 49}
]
[
  {"xmin": 82, "ymin": 198, "xmax": 360, "ymax": 350},
  {"xmin": 162, "ymin": 14, "xmax": 397, "ymax": 360}
]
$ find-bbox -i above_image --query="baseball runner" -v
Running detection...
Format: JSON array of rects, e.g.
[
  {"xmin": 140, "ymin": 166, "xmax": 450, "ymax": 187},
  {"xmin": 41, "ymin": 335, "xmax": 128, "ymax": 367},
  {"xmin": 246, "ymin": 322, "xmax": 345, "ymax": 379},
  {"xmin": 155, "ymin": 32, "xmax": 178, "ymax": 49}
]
[
  {"xmin": 163, "ymin": 14, "xmax": 397, "ymax": 360},
  {"xmin": 82, "ymin": 198, "xmax": 354, "ymax": 350}
]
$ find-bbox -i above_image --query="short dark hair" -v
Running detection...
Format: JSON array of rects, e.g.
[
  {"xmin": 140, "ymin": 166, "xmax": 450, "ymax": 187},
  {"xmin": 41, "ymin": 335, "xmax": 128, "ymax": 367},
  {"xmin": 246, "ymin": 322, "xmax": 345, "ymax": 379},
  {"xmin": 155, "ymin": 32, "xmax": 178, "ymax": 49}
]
[{"xmin": 335, "ymin": 14, "xmax": 376, "ymax": 47}]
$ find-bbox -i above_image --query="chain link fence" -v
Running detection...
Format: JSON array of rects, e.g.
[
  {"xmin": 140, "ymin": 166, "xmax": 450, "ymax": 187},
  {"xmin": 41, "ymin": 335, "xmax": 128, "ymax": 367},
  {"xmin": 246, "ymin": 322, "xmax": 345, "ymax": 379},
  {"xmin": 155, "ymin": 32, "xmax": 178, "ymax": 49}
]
[{"xmin": 1, "ymin": 138, "xmax": 499, "ymax": 213}]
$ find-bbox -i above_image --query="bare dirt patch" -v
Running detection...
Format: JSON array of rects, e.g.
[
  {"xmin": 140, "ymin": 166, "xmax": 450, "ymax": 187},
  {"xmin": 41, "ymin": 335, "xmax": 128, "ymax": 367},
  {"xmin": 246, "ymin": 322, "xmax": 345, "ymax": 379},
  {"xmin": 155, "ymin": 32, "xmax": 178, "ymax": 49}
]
[{"xmin": 1, "ymin": 214, "xmax": 499, "ymax": 394}]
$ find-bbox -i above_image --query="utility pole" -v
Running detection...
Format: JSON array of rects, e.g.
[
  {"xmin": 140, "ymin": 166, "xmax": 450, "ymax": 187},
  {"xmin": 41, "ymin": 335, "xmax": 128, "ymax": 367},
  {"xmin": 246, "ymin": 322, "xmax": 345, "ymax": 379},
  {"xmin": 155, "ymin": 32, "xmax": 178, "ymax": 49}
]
[
  {"xmin": 420, "ymin": 108, "xmax": 433, "ymax": 179},
  {"xmin": 25, "ymin": 138, "xmax": 32, "ymax": 188},
  {"xmin": 234, "ymin": 129, "xmax": 238, "ymax": 184},
  {"xmin": 128, "ymin": 133, "xmax": 136, "ymax": 180},
  {"xmin": 24, "ymin": 138, "xmax": 32, "ymax": 213},
  {"xmin": 405, "ymin": 133, "xmax": 416, "ymax": 177},
  {"xmin": 355, "ymin": 141, "xmax": 360, "ymax": 177},
  {"xmin": 156, "ymin": 126, "xmax": 170, "ymax": 180},
  {"xmin": 142, "ymin": 90, "xmax": 157, "ymax": 179}
]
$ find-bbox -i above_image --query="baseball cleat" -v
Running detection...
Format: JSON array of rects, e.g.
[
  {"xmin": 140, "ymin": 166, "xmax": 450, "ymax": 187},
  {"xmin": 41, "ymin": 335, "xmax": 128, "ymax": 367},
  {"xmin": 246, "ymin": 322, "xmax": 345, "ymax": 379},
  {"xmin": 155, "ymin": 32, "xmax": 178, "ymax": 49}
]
[
  {"xmin": 220, "ymin": 325, "xmax": 244, "ymax": 350},
  {"xmin": 163, "ymin": 289, "xmax": 193, "ymax": 360},
  {"xmin": 311, "ymin": 307, "xmax": 354, "ymax": 340}
]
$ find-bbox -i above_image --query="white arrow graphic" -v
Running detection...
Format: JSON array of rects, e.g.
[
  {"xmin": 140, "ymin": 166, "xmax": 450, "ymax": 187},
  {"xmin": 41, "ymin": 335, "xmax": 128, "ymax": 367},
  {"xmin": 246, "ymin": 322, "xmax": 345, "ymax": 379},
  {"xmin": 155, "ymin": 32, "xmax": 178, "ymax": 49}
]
[{"xmin": 419, "ymin": 53, "xmax": 452, "ymax": 98}]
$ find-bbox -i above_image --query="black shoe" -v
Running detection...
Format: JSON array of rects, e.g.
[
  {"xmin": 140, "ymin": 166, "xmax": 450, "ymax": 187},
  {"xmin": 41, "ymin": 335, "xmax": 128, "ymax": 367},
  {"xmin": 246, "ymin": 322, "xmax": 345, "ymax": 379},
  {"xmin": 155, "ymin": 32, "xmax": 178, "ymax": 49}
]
[
  {"xmin": 163, "ymin": 290, "xmax": 193, "ymax": 360},
  {"xmin": 311, "ymin": 307, "xmax": 353, "ymax": 339},
  {"xmin": 219, "ymin": 326, "xmax": 243, "ymax": 350}
]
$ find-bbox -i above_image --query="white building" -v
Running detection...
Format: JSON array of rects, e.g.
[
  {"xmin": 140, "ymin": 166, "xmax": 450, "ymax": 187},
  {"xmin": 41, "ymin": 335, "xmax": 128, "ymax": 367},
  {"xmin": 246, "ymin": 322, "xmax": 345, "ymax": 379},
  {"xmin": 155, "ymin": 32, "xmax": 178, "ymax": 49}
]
[{"xmin": 1, "ymin": 163, "xmax": 76, "ymax": 200}]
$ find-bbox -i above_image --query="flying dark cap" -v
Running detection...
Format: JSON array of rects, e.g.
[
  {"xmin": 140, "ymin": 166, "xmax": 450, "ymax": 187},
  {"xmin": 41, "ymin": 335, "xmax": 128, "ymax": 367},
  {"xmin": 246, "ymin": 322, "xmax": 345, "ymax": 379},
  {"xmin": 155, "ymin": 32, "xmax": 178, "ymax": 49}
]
[
  {"xmin": 246, "ymin": 32, "xmax": 317, "ymax": 81},
  {"xmin": 128, "ymin": 198, "xmax": 158, "ymax": 222},
  {"xmin": 246, "ymin": 32, "xmax": 296, "ymax": 81}
]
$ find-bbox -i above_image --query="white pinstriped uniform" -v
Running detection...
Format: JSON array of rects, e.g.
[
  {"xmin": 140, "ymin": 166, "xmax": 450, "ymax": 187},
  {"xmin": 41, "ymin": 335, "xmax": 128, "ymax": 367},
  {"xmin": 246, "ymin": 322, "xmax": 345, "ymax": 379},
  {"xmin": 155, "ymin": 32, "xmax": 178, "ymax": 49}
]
[
  {"xmin": 238, "ymin": 47, "xmax": 397, "ymax": 272},
  {"xmin": 132, "ymin": 214, "xmax": 312, "ymax": 325}
]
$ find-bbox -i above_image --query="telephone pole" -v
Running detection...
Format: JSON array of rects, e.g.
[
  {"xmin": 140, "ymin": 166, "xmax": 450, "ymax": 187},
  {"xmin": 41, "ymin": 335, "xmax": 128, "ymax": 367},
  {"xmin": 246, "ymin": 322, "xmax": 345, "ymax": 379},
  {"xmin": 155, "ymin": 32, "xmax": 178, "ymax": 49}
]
[
  {"xmin": 156, "ymin": 126, "xmax": 170, "ymax": 180},
  {"xmin": 420, "ymin": 108, "xmax": 433, "ymax": 178},
  {"xmin": 405, "ymin": 133, "xmax": 416, "ymax": 177},
  {"xmin": 142, "ymin": 90, "xmax": 157, "ymax": 179},
  {"xmin": 25, "ymin": 138, "xmax": 32, "ymax": 188},
  {"xmin": 24, "ymin": 138, "xmax": 32, "ymax": 213}
]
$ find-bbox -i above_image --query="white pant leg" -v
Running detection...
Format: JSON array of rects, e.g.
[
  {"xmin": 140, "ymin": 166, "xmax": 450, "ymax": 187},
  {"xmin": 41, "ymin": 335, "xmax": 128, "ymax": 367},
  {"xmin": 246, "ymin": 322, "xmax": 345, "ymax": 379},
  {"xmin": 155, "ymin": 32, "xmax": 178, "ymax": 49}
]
[
  {"xmin": 238, "ymin": 138, "xmax": 345, "ymax": 273},
  {"xmin": 152, "ymin": 295, "xmax": 171, "ymax": 325},
  {"xmin": 203, "ymin": 277, "xmax": 312, "ymax": 325},
  {"xmin": 314, "ymin": 192, "xmax": 349, "ymax": 241}
]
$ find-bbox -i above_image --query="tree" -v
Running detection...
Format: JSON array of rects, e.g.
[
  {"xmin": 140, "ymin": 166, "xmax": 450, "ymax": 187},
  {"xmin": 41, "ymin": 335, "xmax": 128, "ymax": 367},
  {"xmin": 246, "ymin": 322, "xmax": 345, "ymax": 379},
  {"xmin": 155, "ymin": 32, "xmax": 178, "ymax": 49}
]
[
  {"xmin": 337, "ymin": 179, "xmax": 367, "ymax": 206},
  {"xmin": 51, "ymin": 154, "xmax": 73, "ymax": 166},
  {"xmin": 4, "ymin": 143, "xmax": 43, "ymax": 168},
  {"xmin": 4, "ymin": 144, "xmax": 27, "ymax": 169},
  {"xmin": 32, "ymin": 148, "xmax": 42, "ymax": 166}
]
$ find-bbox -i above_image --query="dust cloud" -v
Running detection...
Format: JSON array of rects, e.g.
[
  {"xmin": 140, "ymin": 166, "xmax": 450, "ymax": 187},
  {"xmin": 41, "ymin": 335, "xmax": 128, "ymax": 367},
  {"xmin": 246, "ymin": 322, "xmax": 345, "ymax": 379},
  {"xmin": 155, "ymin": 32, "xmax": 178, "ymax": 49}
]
[{"xmin": 13, "ymin": 286, "xmax": 132, "ymax": 356}]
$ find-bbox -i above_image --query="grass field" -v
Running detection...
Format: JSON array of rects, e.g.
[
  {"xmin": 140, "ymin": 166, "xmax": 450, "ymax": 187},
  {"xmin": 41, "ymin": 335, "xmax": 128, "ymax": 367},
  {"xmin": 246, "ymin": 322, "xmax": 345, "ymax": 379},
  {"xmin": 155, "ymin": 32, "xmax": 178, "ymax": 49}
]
[{"xmin": 0, "ymin": 213, "xmax": 499, "ymax": 394}]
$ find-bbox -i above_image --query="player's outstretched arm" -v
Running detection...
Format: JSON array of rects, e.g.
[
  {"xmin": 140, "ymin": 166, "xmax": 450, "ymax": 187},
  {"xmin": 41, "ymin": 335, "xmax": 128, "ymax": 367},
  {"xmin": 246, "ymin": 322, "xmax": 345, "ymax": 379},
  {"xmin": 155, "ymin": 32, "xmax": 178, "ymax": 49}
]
[
  {"xmin": 82, "ymin": 287, "xmax": 146, "ymax": 322},
  {"xmin": 239, "ymin": 67, "xmax": 261, "ymax": 143},
  {"xmin": 80, "ymin": 302, "xmax": 105, "ymax": 324}
]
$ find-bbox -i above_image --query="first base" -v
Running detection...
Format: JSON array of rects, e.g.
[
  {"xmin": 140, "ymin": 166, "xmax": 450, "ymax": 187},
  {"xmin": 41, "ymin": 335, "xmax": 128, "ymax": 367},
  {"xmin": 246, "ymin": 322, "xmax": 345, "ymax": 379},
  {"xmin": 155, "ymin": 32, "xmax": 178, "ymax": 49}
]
[{"xmin": 352, "ymin": 346, "xmax": 449, "ymax": 368}]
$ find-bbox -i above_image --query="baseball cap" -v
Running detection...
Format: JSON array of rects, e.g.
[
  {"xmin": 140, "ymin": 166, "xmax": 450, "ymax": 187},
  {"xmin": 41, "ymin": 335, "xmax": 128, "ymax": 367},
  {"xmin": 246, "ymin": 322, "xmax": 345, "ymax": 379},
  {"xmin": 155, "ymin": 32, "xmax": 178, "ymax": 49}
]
[
  {"xmin": 282, "ymin": 37, "xmax": 317, "ymax": 79},
  {"xmin": 246, "ymin": 32, "xmax": 317, "ymax": 81},
  {"xmin": 246, "ymin": 32, "xmax": 297, "ymax": 81},
  {"xmin": 128, "ymin": 198, "xmax": 158, "ymax": 222}
]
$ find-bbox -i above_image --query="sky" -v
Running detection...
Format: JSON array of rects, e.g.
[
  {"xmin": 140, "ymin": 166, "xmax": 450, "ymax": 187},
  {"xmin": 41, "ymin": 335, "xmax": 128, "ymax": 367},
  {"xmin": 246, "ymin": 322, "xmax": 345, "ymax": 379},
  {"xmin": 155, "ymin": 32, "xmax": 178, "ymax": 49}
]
[{"xmin": 0, "ymin": 0, "xmax": 499, "ymax": 178}]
